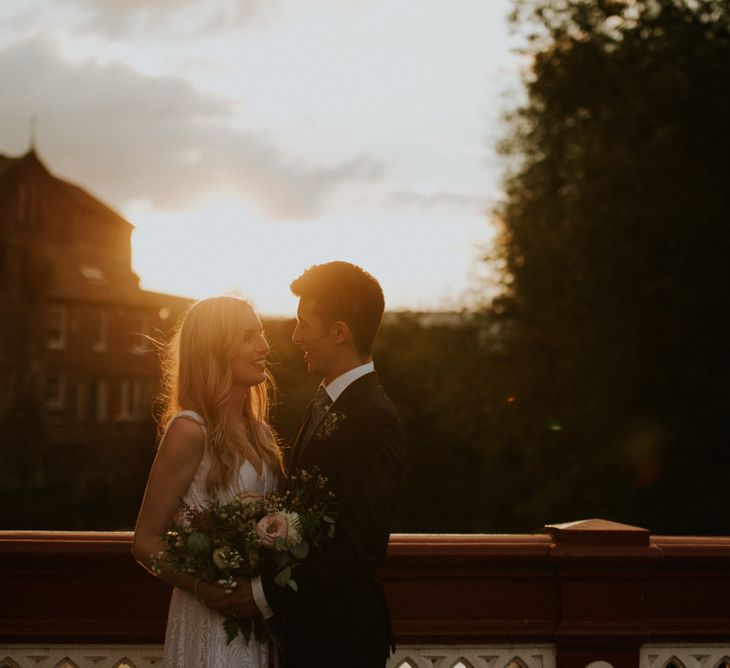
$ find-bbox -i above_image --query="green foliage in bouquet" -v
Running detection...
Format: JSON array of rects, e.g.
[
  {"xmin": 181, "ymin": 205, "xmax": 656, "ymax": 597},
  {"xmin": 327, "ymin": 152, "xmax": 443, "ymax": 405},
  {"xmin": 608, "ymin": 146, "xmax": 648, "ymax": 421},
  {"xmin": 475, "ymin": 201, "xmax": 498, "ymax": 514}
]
[{"xmin": 150, "ymin": 469, "xmax": 336, "ymax": 645}]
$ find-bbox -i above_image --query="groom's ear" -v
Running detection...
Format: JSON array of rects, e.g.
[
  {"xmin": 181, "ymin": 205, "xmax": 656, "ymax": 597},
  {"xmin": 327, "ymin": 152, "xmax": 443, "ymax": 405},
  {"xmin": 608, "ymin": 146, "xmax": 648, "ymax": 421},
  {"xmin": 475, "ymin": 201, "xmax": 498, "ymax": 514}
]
[{"xmin": 330, "ymin": 320, "xmax": 351, "ymax": 344}]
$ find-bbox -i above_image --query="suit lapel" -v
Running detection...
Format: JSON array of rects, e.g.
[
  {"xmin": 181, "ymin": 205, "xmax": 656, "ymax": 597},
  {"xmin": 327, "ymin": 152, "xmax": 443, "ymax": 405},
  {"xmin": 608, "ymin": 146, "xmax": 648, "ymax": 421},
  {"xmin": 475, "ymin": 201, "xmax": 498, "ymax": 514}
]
[
  {"xmin": 328, "ymin": 370, "xmax": 378, "ymax": 414},
  {"xmin": 288, "ymin": 371, "xmax": 379, "ymax": 474},
  {"xmin": 289, "ymin": 401, "xmax": 314, "ymax": 474}
]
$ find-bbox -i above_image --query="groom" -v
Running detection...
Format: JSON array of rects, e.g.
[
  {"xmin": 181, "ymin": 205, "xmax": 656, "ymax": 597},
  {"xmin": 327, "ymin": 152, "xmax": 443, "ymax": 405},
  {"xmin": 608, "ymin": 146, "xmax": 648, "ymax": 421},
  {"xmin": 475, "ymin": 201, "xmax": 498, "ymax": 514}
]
[{"xmin": 221, "ymin": 261, "xmax": 405, "ymax": 667}]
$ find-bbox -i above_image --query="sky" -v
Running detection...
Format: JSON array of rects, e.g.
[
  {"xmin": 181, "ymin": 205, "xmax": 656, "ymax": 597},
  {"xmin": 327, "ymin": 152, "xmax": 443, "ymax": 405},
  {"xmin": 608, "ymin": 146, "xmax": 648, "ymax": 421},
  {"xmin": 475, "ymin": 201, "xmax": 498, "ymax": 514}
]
[{"xmin": 0, "ymin": 0, "xmax": 523, "ymax": 316}]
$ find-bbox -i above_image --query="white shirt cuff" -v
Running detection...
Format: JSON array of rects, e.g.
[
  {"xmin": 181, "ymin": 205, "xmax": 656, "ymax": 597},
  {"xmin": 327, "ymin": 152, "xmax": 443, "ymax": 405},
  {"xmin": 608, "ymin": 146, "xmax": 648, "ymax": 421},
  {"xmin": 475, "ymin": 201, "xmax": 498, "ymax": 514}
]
[{"xmin": 251, "ymin": 576, "xmax": 274, "ymax": 619}]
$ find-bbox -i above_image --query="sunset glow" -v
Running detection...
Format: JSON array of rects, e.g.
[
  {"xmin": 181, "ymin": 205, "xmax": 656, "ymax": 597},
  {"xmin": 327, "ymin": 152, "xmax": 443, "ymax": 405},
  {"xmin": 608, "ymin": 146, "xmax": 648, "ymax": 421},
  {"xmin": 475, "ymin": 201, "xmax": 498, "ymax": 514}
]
[{"xmin": 0, "ymin": 0, "xmax": 518, "ymax": 315}]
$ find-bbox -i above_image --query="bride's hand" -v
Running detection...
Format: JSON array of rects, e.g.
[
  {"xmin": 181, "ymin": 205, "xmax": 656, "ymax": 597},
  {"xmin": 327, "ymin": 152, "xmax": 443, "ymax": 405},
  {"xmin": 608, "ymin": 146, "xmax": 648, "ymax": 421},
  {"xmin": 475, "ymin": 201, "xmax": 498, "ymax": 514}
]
[
  {"xmin": 206, "ymin": 577, "xmax": 257, "ymax": 619},
  {"xmin": 195, "ymin": 579, "xmax": 228, "ymax": 607}
]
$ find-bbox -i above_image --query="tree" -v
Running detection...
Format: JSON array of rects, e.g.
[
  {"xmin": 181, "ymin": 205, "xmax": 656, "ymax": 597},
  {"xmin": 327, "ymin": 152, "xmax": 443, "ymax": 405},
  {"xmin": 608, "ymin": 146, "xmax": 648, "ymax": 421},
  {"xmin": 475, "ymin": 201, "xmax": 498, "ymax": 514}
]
[{"xmin": 493, "ymin": 0, "xmax": 730, "ymax": 532}]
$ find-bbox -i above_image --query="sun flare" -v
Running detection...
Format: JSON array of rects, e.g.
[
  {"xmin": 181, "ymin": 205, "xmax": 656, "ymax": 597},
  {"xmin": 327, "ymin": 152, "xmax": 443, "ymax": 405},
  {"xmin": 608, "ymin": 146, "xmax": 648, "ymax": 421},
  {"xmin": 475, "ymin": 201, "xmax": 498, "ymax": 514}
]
[{"xmin": 130, "ymin": 196, "xmax": 493, "ymax": 317}]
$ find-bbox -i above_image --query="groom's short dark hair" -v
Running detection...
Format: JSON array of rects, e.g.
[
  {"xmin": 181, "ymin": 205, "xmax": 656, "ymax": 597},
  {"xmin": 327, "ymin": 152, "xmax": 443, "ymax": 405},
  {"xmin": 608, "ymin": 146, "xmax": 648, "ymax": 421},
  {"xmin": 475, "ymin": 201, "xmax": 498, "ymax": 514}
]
[{"xmin": 291, "ymin": 261, "xmax": 385, "ymax": 358}]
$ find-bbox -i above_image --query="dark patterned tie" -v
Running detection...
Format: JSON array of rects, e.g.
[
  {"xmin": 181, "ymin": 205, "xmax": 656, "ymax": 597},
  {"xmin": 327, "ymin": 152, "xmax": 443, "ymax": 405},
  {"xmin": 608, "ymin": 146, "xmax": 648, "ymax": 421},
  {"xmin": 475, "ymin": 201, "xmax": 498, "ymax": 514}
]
[{"xmin": 302, "ymin": 385, "xmax": 332, "ymax": 444}]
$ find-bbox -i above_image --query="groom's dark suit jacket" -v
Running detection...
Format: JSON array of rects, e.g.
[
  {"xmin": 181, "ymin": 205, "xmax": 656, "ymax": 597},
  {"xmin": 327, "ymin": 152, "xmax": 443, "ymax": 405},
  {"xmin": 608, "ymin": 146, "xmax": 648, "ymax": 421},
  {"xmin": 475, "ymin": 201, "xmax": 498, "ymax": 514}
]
[{"xmin": 261, "ymin": 371, "xmax": 405, "ymax": 668}]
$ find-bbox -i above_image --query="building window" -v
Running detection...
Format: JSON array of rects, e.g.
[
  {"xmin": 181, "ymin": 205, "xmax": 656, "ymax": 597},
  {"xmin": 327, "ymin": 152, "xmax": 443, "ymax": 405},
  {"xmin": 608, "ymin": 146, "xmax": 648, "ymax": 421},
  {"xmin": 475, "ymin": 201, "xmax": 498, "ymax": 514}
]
[
  {"xmin": 93, "ymin": 310, "xmax": 109, "ymax": 352},
  {"xmin": 67, "ymin": 382, "xmax": 87, "ymax": 422},
  {"xmin": 47, "ymin": 306, "xmax": 68, "ymax": 350},
  {"xmin": 117, "ymin": 380, "xmax": 146, "ymax": 421},
  {"xmin": 80, "ymin": 265, "xmax": 106, "ymax": 283},
  {"xmin": 89, "ymin": 380, "xmax": 108, "ymax": 423},
  {"xmin": 45, "ymin": 374, "xmax": 66, "ymax": 411}
]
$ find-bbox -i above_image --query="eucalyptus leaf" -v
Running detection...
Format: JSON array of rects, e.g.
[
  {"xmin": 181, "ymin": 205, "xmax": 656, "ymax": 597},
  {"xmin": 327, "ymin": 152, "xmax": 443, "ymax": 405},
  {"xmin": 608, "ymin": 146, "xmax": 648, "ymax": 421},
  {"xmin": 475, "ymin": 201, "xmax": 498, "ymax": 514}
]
[
  {"xmin": 274, "ymin": 566, "xmax": 292, "ymax": 587},
  {"xmin": 242, "ymin": 618, "xmax": 252, "ymax": 644},
  {"xmin": 223, "ymin": 617, "xmax": 239, "ymax": 645},
  {"xmin": 290, "ymin": 541, "xmax": 309, "ymax": 559},
  {"xmin": 186, "ymin": 531, "xmax": 212, "ymax": 557},
  {"xmin": 274, "ymin": 551, "xmax": 290, "ymax": 567},
  {"xmin": 287, "ymin": 578, "xmax": 298, "ymax": 591}
]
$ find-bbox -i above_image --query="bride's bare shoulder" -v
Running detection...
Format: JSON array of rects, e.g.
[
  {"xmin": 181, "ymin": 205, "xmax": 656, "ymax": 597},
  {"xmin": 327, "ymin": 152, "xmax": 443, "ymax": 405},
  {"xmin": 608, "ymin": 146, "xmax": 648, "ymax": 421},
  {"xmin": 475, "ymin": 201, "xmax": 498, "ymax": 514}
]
[{"xmin": 159, "ymin": 415, "xmax": 205, "ymax": 459}]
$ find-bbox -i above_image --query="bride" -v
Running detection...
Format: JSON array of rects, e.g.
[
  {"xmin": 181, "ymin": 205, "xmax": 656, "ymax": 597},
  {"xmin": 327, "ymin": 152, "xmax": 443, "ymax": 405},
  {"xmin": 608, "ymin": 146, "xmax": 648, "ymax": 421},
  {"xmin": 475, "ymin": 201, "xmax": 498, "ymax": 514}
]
[{"xmin": 133, "ymin": 295, "xmax": 284, "ymax": 666}]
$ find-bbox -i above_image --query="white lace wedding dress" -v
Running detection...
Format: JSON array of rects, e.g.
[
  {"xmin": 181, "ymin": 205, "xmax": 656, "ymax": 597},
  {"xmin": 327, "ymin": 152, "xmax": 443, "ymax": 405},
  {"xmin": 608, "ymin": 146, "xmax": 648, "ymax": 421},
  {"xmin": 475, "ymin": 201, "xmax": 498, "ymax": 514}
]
[{"xmin": 162, "ymin": 410, "xmax": 277, "ymax": 667}]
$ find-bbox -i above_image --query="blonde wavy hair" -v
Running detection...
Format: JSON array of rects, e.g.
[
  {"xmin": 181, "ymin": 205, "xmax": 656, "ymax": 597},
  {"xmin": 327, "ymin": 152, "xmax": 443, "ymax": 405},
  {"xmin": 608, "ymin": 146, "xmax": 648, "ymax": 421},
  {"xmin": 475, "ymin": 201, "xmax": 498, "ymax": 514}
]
[{"xmin": 158, "ymin": 295, "xmax": 283, "ymax": 494}]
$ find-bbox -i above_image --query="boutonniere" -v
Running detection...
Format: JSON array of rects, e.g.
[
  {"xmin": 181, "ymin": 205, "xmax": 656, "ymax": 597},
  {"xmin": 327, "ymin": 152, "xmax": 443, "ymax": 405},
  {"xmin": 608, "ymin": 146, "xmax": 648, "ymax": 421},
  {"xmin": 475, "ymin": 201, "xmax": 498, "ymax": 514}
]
[{"xmin": 315, "ymin": 409, "xmax": 348, "ymax": 440}]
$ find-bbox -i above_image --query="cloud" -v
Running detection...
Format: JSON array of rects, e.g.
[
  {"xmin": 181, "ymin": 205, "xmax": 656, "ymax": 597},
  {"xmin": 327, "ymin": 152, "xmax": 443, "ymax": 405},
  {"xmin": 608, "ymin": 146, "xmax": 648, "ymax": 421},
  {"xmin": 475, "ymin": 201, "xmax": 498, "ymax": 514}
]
[
  {"xmin": 0, "ymin": 0, "xmax": 371, "ymax": 41},
  {"xmin": 0, "ymin": 34, "xmax": 384, "ymax": 220},
  {"xmin": 390, "ymin": 188, "xmax": 489, "ymax": 213},
  {"xmin": 72, "ymin": 0, "xmax": 266, "ymax": 39}
]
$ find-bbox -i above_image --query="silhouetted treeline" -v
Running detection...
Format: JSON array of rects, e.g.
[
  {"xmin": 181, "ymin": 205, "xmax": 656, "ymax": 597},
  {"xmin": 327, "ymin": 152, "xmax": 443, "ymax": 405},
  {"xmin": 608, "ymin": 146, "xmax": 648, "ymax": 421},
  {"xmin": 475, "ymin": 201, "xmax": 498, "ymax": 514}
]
[{"xmin": 483, "ymin": 0, "xmax": 730, "ymax": 533}]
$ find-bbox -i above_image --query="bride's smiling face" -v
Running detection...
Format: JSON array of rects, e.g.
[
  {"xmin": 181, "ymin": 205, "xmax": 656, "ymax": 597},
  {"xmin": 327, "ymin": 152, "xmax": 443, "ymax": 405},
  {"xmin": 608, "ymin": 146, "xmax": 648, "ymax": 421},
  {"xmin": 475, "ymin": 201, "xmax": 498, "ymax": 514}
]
[{"xmin": 230, "ymin": 306, "xmax": 270, "ymax": 388}]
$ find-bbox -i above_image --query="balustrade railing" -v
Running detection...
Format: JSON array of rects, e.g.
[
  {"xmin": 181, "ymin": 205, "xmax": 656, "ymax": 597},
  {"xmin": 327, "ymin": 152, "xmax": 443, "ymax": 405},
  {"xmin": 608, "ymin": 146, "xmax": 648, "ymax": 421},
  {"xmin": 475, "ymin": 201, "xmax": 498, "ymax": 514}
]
[{"xmin": 2, "ymin": 519, "xmax": 729, "ymax": 668}]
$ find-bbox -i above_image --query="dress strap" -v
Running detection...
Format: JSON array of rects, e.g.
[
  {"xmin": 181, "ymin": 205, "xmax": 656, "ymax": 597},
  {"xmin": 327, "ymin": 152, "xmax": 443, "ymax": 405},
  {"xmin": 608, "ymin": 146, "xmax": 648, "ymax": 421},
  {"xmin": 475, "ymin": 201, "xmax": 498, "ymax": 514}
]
[
  {"xmin": 163, "ymin": 410, "xmax": 207, "ymax": 437},
  {"xmin": 174, "ymin": 409, "xmax": 206, "ymax": 426}
]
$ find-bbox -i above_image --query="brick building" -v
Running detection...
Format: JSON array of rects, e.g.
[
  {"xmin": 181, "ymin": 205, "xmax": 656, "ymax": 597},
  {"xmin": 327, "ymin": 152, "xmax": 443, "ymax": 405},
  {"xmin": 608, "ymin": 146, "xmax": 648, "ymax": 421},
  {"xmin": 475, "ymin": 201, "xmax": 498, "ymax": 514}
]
[{"xmin": 0, "ymin": 148, "xmax": 190, "ymax": 528}]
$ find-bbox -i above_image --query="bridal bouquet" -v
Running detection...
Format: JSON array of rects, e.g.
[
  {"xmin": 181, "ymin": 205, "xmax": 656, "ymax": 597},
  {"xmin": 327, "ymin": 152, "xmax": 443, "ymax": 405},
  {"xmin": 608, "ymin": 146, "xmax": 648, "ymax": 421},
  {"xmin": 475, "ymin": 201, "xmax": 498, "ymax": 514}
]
[{"xmin": 150, "ymin": 469, "xmax": 336, "ymax": 644}]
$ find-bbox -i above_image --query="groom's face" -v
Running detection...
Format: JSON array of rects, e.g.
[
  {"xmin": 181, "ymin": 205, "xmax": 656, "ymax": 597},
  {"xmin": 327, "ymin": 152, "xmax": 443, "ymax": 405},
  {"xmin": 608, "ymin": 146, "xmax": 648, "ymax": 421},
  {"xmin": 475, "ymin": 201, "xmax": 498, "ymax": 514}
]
[{"xmin": 292, "ymin": 298, "xmax": 336, "ymax": 378}]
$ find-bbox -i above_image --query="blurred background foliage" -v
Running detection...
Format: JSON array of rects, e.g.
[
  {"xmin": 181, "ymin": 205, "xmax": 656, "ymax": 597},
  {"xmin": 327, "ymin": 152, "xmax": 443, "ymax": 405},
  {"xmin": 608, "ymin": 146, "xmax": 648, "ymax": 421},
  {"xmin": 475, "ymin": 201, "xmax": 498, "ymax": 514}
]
[{"xmin": 484, "ymin": 0, "xmax": 730, "ymax": 533}]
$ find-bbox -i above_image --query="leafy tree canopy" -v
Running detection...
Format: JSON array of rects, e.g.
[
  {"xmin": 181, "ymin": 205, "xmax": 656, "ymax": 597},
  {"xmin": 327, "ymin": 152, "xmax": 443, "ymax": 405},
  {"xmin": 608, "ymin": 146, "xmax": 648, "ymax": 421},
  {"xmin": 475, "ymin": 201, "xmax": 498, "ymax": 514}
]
[{"xmin": 492, "ymin": 0, "xmax": 730, "ymax": 532}]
